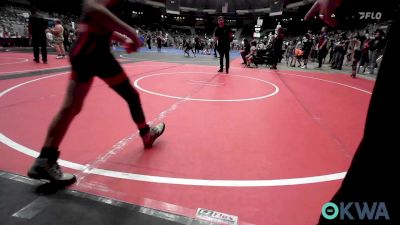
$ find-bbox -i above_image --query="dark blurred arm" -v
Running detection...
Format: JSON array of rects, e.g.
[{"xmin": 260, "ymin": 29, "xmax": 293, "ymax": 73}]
[
  {"xmin": 83, "ymin": 0, "xmax": 139, "ymax": 48},
  {"xmin": 112, "ymin": 31, "xmax": 128, "ymax": 43}
]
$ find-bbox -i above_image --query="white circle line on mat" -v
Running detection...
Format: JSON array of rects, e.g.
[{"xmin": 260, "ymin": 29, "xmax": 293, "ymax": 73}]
[
  {"xmin": 0, "ymin": 57, "xmax": 29, "ymax": 65},
  {"xmin": 133, "ymin": 72, "xmax": 280, "ymax": 102},
  {"xmin": 0, "ymin": 71, "xmax": 374, "ymax": 186}
]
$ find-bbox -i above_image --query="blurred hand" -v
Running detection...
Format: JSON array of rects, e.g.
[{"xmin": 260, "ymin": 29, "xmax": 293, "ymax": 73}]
[
  {"xmin": 304, "ymin": 0, "xmax": 343, "ymax": 27},
  {"xmin": 124, "ymin": 37, "xmax": 141, "ymax": 53}
]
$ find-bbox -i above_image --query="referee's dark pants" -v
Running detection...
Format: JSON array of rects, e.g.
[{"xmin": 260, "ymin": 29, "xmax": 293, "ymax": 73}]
[
  {"xmin": 218, "ymin": 48, "xmax": 230, "ymax": 71},
  {"xmin": 32, "ymin": 37, "xmax": 47, "ymax": 62}
]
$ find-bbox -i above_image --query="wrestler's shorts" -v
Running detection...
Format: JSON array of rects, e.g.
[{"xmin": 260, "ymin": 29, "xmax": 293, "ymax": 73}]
[{"xmin": 70, "ymin": 51, "xmax": 126, "ymax": 86}]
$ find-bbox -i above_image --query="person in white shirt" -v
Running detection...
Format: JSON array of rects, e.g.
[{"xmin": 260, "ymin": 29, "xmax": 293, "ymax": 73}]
[
  {"xmin": 246, "ymin": 40, "xmax": 258, "ymax": 67},
  {"xmin": 46, "ymin": 29, "xmax": 53, "ymax": 47},
  {"xmin": 51, "ymin": 20, "xmax": 65, "ymax": 59}
]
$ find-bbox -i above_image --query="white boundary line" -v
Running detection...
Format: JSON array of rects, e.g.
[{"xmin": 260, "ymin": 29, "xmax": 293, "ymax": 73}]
[
  {"xmin": 0, "ymin": 71, "xmax": 373, "ymax": 187},
  {"xmin": 0, "ymin": 57, "xmax": 29, "ymax": 66},
  {"xmin": 0, "ymin": 72, "xmax": 68, "ymax": 97},
  {"xmin": 0, "ymin": 63, "xmax": 170, "ymax": 76},
  {"xmin": 0, "ymin": 61, "xmax": 179, "ymax": 76},
  {"xmin": 0, "ymin": 65, "xmax": 71, "ymax": 76},
  {"xmin": 0, "ymin": 132, "xmax": 346, "ymax": 187},
  {"xmin": 279, "ymin": 72, "xmax": 372, "ymax": 94}
]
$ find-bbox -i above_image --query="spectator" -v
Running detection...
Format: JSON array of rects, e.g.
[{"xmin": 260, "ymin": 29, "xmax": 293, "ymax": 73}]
[
  {"xmin": 46, "ymin": 28, "xmax": 53, "ymax": 47},
  {"xmin": 240, "ymin": 38, "xmax": 250, "ymax": 64},
  {"xmin": 270, "ymin": 25, "xmax": 284, "ymax": 70},
  {"xmin": 52, "ymin": 19, "xmax": 66, "ymax": 59},
  {"xmin": 246, "ymin": 40, "xmax": 257, "ymax": 67},
  {"xmin": 301, "ymin": 32, "xmax": 313, "ymax": 69},
  {"xmin": 315, "ymin": 26, "xmax": 329, "ymax": 69},
  {"xmin": 367, "ymin": 29, "xmax": 385, "ymax": 74}
]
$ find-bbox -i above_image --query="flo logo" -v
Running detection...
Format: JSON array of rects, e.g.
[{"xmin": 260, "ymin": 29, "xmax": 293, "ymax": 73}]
[
  {"xmin": 322, "ymin": 202, "xmax": 390, "ymax": 220},
  {"xmin": 196, "ymin": 208, "xmax": 238, "ymax": 225},
  {"xmin": 359, "ymin": 12, "xmax": 382, "ymax": 20}
]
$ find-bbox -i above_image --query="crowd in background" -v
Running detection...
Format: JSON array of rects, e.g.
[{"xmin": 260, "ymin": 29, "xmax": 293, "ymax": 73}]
[
  {"xmin": 280, "ymin": 23, "xmax": 387, "ymax": 74},
  {"xmin": 0, "ymin": 4, "xmax": 78, "ymax": 49},
  {"xmin": 0, "ymin": 2, "xmax": 389, "ymax": 75}
]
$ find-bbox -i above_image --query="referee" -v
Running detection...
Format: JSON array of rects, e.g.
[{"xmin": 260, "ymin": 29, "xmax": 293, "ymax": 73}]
[{"xmin": 214, "ymin": 16, "xmax": 233, "ymax": 74}]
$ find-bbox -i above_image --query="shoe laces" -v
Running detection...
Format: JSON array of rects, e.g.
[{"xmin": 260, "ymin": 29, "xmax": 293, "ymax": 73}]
[
  {"xmin": 150, "ymin": 127, "xmax": 160, "ymax": 137},
  {"xmin": 47, "ymin": 162, "xmax": 63, "ymax": 179}
]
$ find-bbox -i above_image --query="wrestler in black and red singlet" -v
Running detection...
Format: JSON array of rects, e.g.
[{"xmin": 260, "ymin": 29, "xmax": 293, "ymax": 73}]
[{"xmin": 28, "ymin": 0, "xmax": 165, "ymax": 184}]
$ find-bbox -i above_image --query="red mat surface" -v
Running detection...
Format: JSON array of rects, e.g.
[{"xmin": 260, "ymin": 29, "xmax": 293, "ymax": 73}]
[
  {"xmin": 0, "ymin": 58, "xmax": 375, "ymax": 225},
  {"xmin": 0, "ymin": 52, "xmax": 71, "ymax": 75},
  {"xmin": 0, "ymin": 52, "xmax": 130, "ymax": 75}
]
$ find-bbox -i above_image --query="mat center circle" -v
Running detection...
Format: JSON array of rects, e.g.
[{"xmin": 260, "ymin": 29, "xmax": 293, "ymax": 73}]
[{"xmin": 133, "ymin": 72, "xmax": 280, "ymax": 102}]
